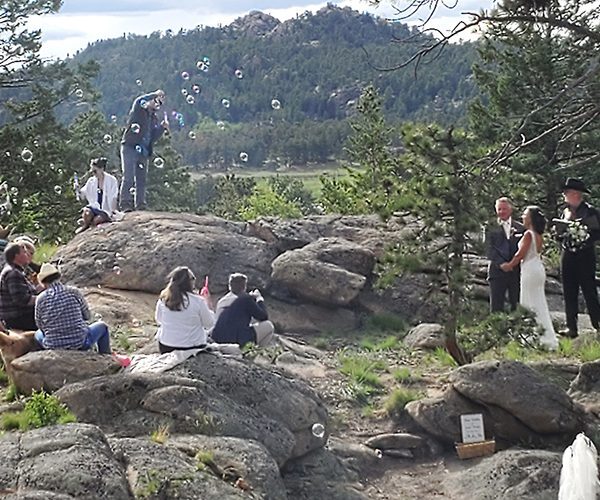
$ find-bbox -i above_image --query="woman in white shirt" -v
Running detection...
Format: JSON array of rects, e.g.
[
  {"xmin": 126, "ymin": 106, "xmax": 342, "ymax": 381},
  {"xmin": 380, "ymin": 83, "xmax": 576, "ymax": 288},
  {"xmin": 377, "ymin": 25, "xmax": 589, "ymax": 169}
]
[
  {"xmin": 76, "ymin": 157, "xmax": 119, "ymax": 233},
  {"xmin": 155, "ymin": 266, "xmax": 215, "ymax": 354}
]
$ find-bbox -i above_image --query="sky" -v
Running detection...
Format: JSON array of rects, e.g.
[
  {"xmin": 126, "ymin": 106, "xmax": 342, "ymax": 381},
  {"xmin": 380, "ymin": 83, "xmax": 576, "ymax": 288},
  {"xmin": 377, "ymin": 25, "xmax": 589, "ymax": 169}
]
[{"xmin": 30, "ymin": 0, "xmax": 490, "ymax": 60}]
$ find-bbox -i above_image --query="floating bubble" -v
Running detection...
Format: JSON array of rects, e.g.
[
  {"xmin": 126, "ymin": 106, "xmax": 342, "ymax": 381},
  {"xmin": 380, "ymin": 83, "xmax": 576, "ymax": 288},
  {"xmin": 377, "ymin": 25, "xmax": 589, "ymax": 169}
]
[
  {"xmin": 196, "ymin": 61, "xmax": 208, "ymax": 71},
  {"xmin": 164, "ymin": 182, "xmax": 170, "ymax": 188},
  {"xmin": 311, "ymin": 423, "xmax": 325, "ymax": 439},
  {"xmin": 234, "ymin": 69, "xmax": 243, "ymax": 79},
  {"xmin": 22, "ymin": 199, "xmax": 30, "ymax": 208},
  {"xmin": 181, "ymin": 88, "xmax": 188, "ymax": 97},
  {"xmin": 110, "ymin": 115, "xmax": 117, "ymax": 123},
  {"xmin": 5, "ymin": 151, "xmax": 10, "ymax": 157},
  {"xmin": 375, "ymin": 449, "xmax": 383, "ymax": 459},
  {"xmin": 112, "ymin": 265, "xmax": 121, "ymax": 275},
  {"xmin": 10, "ymin": 187, "xmax": 18, "ymax": 196},
  {"xmin": 271, "ymin": 99, "xmax": 282, "ymax": 110},
  {"xmin": 130, "ymin": 123, "xmax": 141, "ymax": 134},
  {"xmin": 192, "ymin": 84, "xmax": 201, "ymax": 94},
  {"xmin": 186, "ymin": 95, "xmax": 195, "ymax": 105},
  {"xmin": 216, "ymin": 121, "xmax": 226, "ymax": 130},
  {"xmin": 221, "ymin": 98, "xmax": 230, "ymax": 108},
  {"xmin": 103, "ymin": 134, "xmax": 112, "ymax": 144},
  {"xmin": 135, "ymin": 145, "xmax": 143, "ymax": 154},
  {"xmin": 33, "ymin": 140, "xmax": 39, "ymax": 148},
  {"xmin": 181, "ymin": 71, "xmax": 190, "ymax": 80},
  {"xmin": 239, "ymin": 152, "xmax": 249, "ymax": 163},
  {"xmin": 75, "ymin": 89, "xmax": 84, "ymax": 98},
  {"xmin": 137, "ymin": 162, "xmax": 145, "ymax": 169},
  {"xmin": 94, "ymin": 313, "xmax": 103, "ymax": 321},
  {"xmin": 188, "ymin": 131, "xmax": 197, "ymax": 140},
  {"xmin": 140, "ymin": 99, "xmax": 148, "ymax": 109},
  {"xmin": 21, "ymin": 148, "xmax": 33, "ymax": 162},
  {"xmin": 53, "ymin": 185, "xmax": 62, "ymax": 195},
  {"xmin": 135, "ymin": 79, "xmax": 142, "ymax": 86},
  {"xmin": 132, "ymin": 318, "xmax": 142, "ymax": 327},
  {"xmin": 129, "ymin": 187, "xmax": 136, "ymax": 194},
  {"xmin": 203, "ymin": 56, "xmax": 211, "ymax": 65},
  {"xmin": 153, "ymin": 157, "xmax": 165, "ymax": 169}
]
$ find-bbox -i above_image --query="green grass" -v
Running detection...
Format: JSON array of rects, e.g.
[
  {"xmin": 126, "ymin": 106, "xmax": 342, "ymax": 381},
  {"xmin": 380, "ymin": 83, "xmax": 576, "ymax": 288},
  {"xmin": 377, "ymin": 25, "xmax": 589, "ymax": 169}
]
[
  {"xmin": 558, "ymin": 338, "xmax": 575, "ymax": 357},
  {"xmin": 113, "ymin": 328, "xmax": 134, "ymax": 353},
  {"xmin": 0, "ymin": 390, "xmax": 76, "ymax": 431},
  {"xmin": 35, "ymin": 242, "xmax": 59, "ymax": 262},
  {"xmin": 577, "ymin": 340, "xmax": 600, "ymax": 362},
  {"xmin": 392, "ymin": 367, "xmax": 413, "ymax": 383},
  {"xmin": 364, "ymin": 313, "xmax": 407, "ymax": 334},
  {"xmin": 359, "ymin": 335, "xmax": 401, "ymax": 352},
  {"xmin": 135, "ymin": 470, "xmax": 163, "ymax": 498},
  {"xmin": 338, "ymin": 355, "xmax": 386, "ymax": 387},
  {"xmin": 429, "ymin": 347, "xmax": 458, "ymax": 368},
  {"xmin": 4, "ymin": 383, "xmax": 17, "ymax": 402},
  {"xmin": 0, "ymin": 365, "xmax": 8, "ymax": 385},
  {"xmin": 150, "ymin": 425, "xmax": 169, "ymax": 444},
  {"xmin": 195, "ymin": 450, "xmax": 215, "ymax": 471},
  {"xmin": 383, "ymin": 387, "xmax": 422, "ymax": 416}
]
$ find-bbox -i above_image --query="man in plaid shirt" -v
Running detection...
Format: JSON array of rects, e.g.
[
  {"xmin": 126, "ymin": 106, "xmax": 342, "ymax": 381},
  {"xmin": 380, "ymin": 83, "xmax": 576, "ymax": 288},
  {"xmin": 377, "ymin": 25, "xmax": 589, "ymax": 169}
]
[
  {"xmin": 34, "ymin": 263, "xmax": 111, "ymax": 353},
  {"xmin": 0, "ymin": 242, "xmax": 40, "ymax": 330}
]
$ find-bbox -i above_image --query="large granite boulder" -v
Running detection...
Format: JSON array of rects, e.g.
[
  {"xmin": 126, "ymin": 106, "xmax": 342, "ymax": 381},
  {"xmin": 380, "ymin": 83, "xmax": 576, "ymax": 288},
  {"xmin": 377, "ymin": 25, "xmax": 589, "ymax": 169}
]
[
  {"xmin": 57, "ymin": 213, "xmax": 277, "ymax": 295},
  {"xmin": 56, "ymin": 354, "xmax": 327, "ymax": 466},
  {"xmin": 403, "ymin": 323, "xmax": 446, "ymax": 350},
  {"xmin": 270, "ymin": 238, "xmax": 371, "ymax": 306},
  {"xmin": 568, "ymin": 359, "xmax": 600, "ymax": 414},
  {"xmin": 9, "ymin": 350, "xmax": 122, "ymax": 395},
  {"xmin": 445, "ymin": 449, "xmax": 561, "ymax": 500}
]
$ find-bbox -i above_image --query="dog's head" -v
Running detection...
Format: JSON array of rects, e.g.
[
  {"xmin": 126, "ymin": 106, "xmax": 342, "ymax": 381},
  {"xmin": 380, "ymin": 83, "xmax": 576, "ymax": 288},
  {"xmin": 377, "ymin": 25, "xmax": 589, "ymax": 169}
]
[{"xmin": 0, "ymin": 331, "xmax": 36, "ymax": 365}]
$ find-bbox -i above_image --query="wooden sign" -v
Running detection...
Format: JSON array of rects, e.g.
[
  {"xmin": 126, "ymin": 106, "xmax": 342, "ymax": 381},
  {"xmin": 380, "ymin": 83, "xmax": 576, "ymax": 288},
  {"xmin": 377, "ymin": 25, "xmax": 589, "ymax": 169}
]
[{"xmin": 460, "ymin": 413, "xmax": 485, "ymax": 444}]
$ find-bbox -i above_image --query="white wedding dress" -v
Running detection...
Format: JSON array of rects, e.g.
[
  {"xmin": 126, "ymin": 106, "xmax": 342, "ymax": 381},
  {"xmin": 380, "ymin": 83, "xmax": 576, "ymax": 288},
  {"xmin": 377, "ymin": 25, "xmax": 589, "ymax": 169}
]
[{"xmin": 520, "ymin": 230, "xmax": 559, "ymax": 350}]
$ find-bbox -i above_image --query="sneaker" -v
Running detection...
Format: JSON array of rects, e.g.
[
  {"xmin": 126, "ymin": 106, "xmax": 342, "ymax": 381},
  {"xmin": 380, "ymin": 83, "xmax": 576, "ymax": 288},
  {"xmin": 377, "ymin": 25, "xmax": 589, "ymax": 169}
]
[{"xmin": 559, "ymin": 328, "xmax": 578, "ymax": 338}]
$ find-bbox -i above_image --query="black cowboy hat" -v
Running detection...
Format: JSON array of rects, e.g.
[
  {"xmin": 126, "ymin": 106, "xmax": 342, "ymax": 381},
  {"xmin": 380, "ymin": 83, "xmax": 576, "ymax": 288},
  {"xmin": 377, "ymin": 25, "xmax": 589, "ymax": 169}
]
[{"xmin": 563, "ymin": 178, "xmax": 590, "ymax": 194}]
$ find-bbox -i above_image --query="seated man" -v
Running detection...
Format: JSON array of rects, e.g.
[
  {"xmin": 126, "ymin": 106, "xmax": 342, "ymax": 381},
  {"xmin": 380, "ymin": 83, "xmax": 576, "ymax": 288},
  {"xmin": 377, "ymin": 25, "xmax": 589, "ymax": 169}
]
[
  {"xmin": 211, "ymin": 273, "xmax": 274, "ymax": 347},
  {"xmin": 13, "ymin": 235, "xmax": 41, "ymax": 285},
  {"xmin": 34, "ymin": 263, "xmax": 111, "ymax": 354},
  {"xmin": 0, "ymin": 242, "xmax": 40, "ymax": 330},
  {"xmin": 76, "ymin": 157, "xmax": 119, "ymax": 234}
]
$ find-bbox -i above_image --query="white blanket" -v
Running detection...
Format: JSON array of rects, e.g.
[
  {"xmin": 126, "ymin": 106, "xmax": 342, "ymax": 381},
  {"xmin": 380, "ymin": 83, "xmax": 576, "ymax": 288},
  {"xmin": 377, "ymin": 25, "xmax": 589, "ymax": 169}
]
[{"xmin": 125, "ymin": 343, "xmax": 242, "ymax": 374}]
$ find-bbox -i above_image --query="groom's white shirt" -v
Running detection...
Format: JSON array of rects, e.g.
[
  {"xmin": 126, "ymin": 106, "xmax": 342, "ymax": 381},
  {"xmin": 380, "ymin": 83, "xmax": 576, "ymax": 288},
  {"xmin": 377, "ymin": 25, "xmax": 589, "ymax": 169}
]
[{"xmin": 499, "ymin": 217, "xmax": 512, "ymax": 239}]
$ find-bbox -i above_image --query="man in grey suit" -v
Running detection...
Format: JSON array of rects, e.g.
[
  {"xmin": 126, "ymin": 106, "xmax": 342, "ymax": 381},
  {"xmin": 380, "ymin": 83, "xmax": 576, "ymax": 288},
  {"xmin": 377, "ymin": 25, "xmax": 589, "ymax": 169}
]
[{"xmin": 486, "ymin": 197, "xmax": 525, "ymax": 312}]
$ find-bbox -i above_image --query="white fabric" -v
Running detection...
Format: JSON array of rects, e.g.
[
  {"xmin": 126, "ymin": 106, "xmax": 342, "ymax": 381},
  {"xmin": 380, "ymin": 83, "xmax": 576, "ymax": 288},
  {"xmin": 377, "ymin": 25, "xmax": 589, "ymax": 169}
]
[
  {"xmin": 79, "ymin": 173, "xmax": 119, "ymax": 218},
  {"xmin": 125, "ymin": 343, "xmax": 243, "ymax": 374},
  {"xmin": 559, "ymin": 433, "xmax": 600, "ymax": 500},
  {"xmin": 499, "ymin": 217, "xmax": 512, "ymax": 239},
  {"xmin": 519, "ymin": 230, "xmax": 558, "ymax": 350},
  {"xmin": 155, "ymin": 293, "xmax": 215, "ymax": 348}
]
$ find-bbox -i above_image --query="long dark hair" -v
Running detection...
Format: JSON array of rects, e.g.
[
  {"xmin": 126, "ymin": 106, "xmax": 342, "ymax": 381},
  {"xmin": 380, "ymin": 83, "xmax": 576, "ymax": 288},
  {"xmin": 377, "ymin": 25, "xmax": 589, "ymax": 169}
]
[
  {"xmin": 527, "ymin": 205, "xmax": 546, "ymax": 234},
  {"xmin": 160, "ymin": 266, "xmax": 195, "ymax": 311}
]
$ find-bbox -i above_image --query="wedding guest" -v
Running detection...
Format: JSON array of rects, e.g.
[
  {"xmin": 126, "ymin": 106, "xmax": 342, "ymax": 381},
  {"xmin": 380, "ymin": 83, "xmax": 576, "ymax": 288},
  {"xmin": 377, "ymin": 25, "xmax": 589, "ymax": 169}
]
[
  {"xmin": 501, "ymin": 206, "xmax": 558, "ymax": 349},
  {"xmin": 212, "ymin": 273, "xmax": 274, "ymax": 347},
  {"xmin": 557, "ymin": 178, "xmax": 600, "ymax": 338},
  {"xmin": 120, "ymin": 89, "xmax": 169, "ymax": 211},
  {"xmin": 76, "ymin": 157, "xmax": 119, "ymax": 234},
  {"xmin": 486, "ymin": 197, "xmax": 524, "ymax": 312},
  {"xmin": 34, "ymin": 263, "xmax": 111, "ymax": 353},
  {"xmin": 0, "ymin": 242, "xmax": 40, "ymax": 330},
  {"xmin": 155, "ymin": 266, "xmax": 215, "ymax": 354}
]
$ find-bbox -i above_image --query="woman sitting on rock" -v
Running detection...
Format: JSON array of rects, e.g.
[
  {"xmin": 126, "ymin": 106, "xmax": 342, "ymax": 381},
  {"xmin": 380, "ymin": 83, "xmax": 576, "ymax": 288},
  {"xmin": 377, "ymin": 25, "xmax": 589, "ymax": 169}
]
[
  {"xmin": 155, "ymin": 266, "xmax": 215, "ymax": 354},
  {"xmin": 76, "ymin": 157, "xmax": 119, "ymax": 234}
]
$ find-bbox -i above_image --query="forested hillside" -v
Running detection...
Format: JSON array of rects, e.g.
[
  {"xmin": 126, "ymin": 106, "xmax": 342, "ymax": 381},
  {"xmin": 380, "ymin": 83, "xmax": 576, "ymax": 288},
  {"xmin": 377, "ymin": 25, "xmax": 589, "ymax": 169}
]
[{"xmin": 73, "ymin": 4, "xmax": 477, "ymax": 167}]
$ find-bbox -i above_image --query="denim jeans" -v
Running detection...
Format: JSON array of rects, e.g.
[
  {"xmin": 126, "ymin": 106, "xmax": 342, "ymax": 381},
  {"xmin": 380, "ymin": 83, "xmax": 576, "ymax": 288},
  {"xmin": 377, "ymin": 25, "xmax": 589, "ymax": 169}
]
[
  {"xmin": 120, "ymin": 144, "xmax": 148, "ymax": 210},
  {"xmin": 35, "ymin": 321, "xmax": 111, "ymax": 354}
]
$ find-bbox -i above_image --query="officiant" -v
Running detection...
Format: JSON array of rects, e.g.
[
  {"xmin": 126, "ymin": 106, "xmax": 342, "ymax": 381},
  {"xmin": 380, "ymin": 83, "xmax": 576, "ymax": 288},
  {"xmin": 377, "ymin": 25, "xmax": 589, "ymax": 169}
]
[
  {"xmin": 486, "ymin": 197, "xmax": 524, "ymax": 312},
  {"xmin": 558, "ymin": 178, "xmax": 600, "ymax": 338}
]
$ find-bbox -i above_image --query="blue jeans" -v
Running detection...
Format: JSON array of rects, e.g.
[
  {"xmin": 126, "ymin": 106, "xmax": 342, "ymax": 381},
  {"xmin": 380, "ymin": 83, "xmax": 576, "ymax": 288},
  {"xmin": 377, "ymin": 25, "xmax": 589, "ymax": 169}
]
[
  {"xmin": 35, "ymin": 321, "xmax": 111, "ymax": 354},
  {"xmin": 120, "ymin": 144, "xmax": 148, "ymax": 210}
]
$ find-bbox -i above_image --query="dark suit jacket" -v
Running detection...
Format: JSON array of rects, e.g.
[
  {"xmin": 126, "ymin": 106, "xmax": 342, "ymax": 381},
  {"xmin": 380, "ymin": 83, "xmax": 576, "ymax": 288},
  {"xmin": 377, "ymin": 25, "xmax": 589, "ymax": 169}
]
[
  {"xmin": 486, "ymin": 219, "xmax": 525, "ymax": 280},
  {"xmin": 120, "ymin": 92, "xmax": 165, "ymax": 157},
  {"xmin": 561, "ymin": 201, "xmax": 600, "ymax": 252}
]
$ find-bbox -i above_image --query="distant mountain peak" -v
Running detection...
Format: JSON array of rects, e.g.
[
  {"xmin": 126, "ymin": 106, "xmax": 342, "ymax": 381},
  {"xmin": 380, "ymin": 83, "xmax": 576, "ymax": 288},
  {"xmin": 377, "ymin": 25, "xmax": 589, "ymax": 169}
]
[{"xmin": 229, "ymin": 10, "xmax": 281, "ymax": 37}]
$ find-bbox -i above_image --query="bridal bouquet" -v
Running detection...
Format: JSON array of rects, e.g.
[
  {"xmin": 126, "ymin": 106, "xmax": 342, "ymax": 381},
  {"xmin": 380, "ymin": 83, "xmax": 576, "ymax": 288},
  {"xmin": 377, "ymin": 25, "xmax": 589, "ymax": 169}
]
[{"xmin": 561, "ymin": 220, "xmax": 590, "ymax": 252}]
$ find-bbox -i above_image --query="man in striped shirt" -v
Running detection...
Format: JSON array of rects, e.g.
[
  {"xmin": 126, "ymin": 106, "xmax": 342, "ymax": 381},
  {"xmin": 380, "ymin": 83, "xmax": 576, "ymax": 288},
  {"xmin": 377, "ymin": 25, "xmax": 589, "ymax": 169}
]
[{"xmin": 34, "ymin": 263, "xmax": 111, "ymax": 353}]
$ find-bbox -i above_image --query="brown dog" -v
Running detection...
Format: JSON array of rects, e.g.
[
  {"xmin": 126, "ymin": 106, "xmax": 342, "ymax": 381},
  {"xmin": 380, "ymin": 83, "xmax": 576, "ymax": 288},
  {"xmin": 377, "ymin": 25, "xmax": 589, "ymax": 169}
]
[{"xmin": 0, "ymin": 331, "xmax": 37, "ymax": 383}]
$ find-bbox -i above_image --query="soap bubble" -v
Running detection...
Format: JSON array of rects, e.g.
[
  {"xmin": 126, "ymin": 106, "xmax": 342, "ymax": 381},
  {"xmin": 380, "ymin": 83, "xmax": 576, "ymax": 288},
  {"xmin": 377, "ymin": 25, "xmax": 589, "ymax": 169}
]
[
  {"xmin": 188, "ymin": 131, "xmax": 197, "ymax": 140},
  {"xmin": 181, "ymin": 71, "xmax": 190, "ymax": 80},
  {"xmin": 132, "ymin": 318, "xmax": 142, "ymax": 327},
  {"xmin": 53, "ymin": 185, "xmax": 62, "ymax": 195},
  {"xmin": 181, "ymin": 88, "xmax": 188, "ymax": 97},
  {"xmin": 153, "ymin": 157, "xmax": 165, "ymax": 169},
  {"xmin": 140, "ymin": 99, "xmax": 148, "ymax": 109},
  {"xmin": 103, "ymin": 134, "xmax": 112, "ymax": 144},
  {"xmin": 135, "ymin": 79, "xmax": 142, "ymax": 86},
  {"xmin": 216, "ymin": 121, "xmax": 226, "ymax": 130},
  {"xmin": 137, "ymin": 163, "xmax": 145, "ymax": 169},
  {"xmin": 271, "ymin": 99, "xmax": 282, "ymax": 110},
  {"xmin": 239, "ymin": 152, "xmax": 248, "ymax": 163},
  {"xmin": 112, "ymin": 265, "xmax": 121, "ymax": 275},
  {"xmin": 21, "ymin": 148, "xmax": 33, "ymax": 162},
  {"xmin": 234, "ymin": 69, "xmax": 243, "ymax": 79},
  {"xmin": 375, "ymin": 449, "xmax": 383, "ymax": 459},
  {"xmin": 10, "ymin": 187, "xmax": 18, "ymax": 196},
  {"xmin": 110, "ymin": 115, "xmax": 117, "ymax": 123},
  {"xmin": 192, "ymin": 84, "xmax": 201, "ymax": 94},
  {"xmin": 221, "ymin": 98, "xmax": 230, "ymax": 108},
  {"xmin": 311, "ymin": 423, "xmax": 325, "ymax": 439},
  {"xmin": 186, "ymin": 95, "xmax": 195, "ymax": 105},
  {"xmin": 129, "ymin": 187, "xmax": 136, "ymax": 195},
  {"xmin": 5, "ymin": 151, "xmax": 10, "ymax": 157},
  {"xmin": 75, "ymin": 89, "xmax": 84, "ymax": 98},
  {"xmin": 130, "ymin": 123, "xmax": 141, "ymax": 134},
  {"xmin": 197, "ymin": 57, "xmax": 210, "ymax": 71},
  {"xmin": 135, "ymin": 145, "xmax": 142, "ymax": 154},
  {"xmin": 164, "ymin": 182, "xmax": 170, "ymax": 188},
  {"xmin": 94, "ymin": 313, "xmax": 103, "ymax": 321}
]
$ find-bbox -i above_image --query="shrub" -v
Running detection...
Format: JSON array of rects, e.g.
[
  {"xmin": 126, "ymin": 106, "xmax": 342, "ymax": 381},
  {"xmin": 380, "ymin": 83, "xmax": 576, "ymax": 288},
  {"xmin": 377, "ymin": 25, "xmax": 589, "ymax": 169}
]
[
  {"xmin": 384, "ymin": 387, "xmax": 422, "ymax": 416},
  {"xmin": 0, "ymin": 390, "xmax": 76, "ymax": 431},
  {"xmin": 150, "ymin": 425, "xmax": 169, "ymax": 444},
  {"xmin": 338, "ymin": 354, "xmax": 386, "ymax": 387},
  {"xmin": 392, "ymin": 367, "xmax": 412, "ymax": 383},
  {"xmin": 430, "ymin": 347, "xmax": 458, "ymax": 368},
  {"xmin": 364, "ymin": 313, "xmax": 407, "ymax": 334}
]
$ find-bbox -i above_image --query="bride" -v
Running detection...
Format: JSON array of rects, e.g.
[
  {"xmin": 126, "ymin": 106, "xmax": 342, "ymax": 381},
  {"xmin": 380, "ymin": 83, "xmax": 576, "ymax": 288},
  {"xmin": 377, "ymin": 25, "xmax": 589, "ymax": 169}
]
[{"xmin": 501, "ymin": 206, "xmax": 559, "ymax": 350}]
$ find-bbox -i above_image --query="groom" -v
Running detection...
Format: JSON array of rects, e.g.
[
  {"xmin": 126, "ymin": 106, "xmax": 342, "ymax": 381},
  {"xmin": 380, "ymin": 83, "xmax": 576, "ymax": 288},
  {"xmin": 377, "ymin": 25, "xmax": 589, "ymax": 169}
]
[
  {"xmin": 558, "ymin": 178, "xmax": 600, "ymax": 337},
  {"xmin": 486, "ymin": 197, "xmax": 524, "ymax": 312}
]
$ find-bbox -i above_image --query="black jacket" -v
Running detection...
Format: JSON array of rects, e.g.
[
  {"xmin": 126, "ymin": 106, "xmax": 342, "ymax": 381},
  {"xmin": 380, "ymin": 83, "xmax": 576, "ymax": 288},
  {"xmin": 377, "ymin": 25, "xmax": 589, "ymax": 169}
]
[
  {"xmin": 211, "ymin": 294, "xmax": 269, "ymax": 347},
  {"xmin": 561, "ymin": 201, "xmax": 600, "ymax": 253},
  {"xmin": 121, "ymin": 92, "xmax": 165, "ymax": 157}
]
